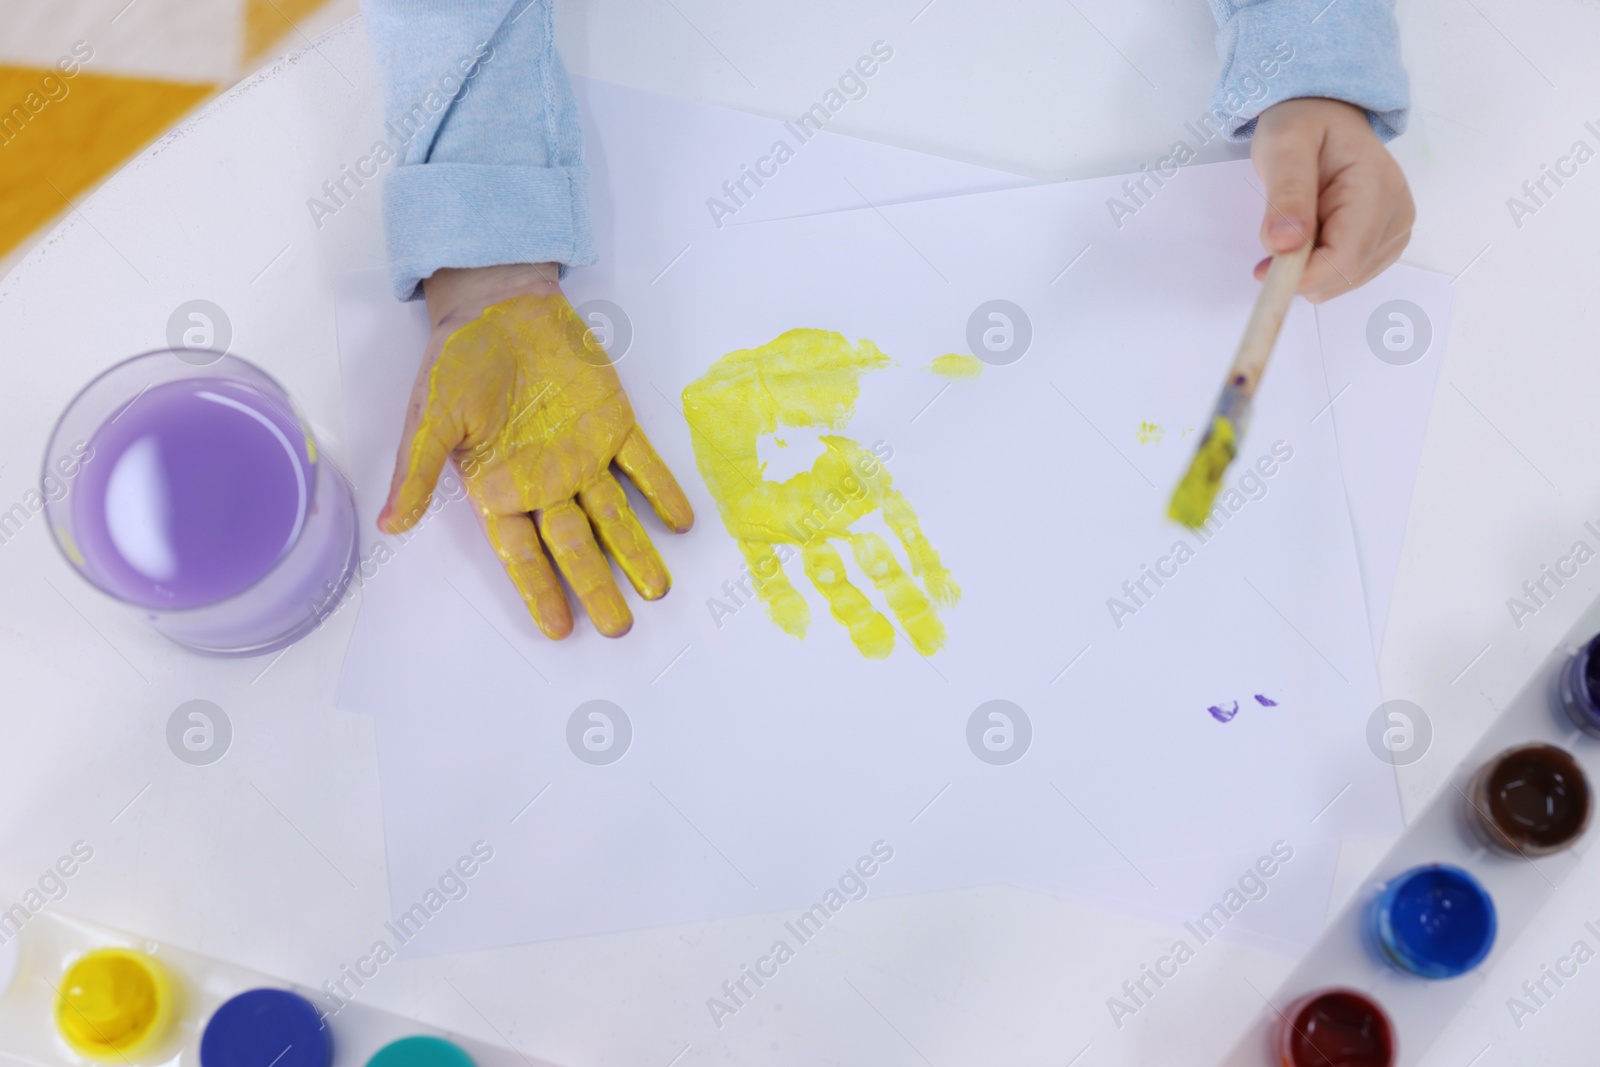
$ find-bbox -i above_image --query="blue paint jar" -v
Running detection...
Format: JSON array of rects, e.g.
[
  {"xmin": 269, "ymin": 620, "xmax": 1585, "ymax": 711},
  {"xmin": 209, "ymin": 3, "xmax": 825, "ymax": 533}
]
[
  {"xmin": 1560, "ymin": 635, "xmax": 1600, "ymax": 737},
  {"xmin": 200, "ymin": 989, "xmax": 332, "ymax": 1067},
  {"xmin": 1367, "ymin": 864, "xmax": 1496, "ymax": 978}
]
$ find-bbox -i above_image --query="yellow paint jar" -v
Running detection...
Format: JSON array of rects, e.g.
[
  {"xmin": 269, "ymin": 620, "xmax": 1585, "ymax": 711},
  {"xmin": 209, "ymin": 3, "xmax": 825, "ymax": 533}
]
[{"xmin": 54, "ymin": 947, "xmax": 175, "ymax": 1061}]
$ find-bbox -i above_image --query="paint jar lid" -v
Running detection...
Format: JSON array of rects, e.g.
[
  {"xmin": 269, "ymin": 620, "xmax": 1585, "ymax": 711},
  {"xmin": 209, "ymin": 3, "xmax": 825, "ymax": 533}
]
[
  {"xmin": 201, "ymin": 989, "xmax": 331, "ymax": 1067},
  {"xmin": 1274, "ymin": 988, "xmax": 1395, "ymax": 1067},
  {"xmin": 1562, "ymin": 637, "xmax": 1600, "ymax": 735},
  {"xmin": 54, "ymin": 947, "xmax": 176, "ymax": 1061},
  {"xmin": 1468, "ymin": 743, "xmax": 1591, "ymax": 855},
  {"xmin": 366, "ymin": 1036, "xmax": 476, "ymax": 1067},
  {"xmin": 1372, "ymin": 864, "xmax": 1497, "ymax": 978}
]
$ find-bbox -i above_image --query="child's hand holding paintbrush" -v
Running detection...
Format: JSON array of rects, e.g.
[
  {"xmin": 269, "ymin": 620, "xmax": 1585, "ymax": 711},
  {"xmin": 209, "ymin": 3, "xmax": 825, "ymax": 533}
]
[{"xmin": 1169, "ymin": 98, "xmax": 1415, "ymax": 526}]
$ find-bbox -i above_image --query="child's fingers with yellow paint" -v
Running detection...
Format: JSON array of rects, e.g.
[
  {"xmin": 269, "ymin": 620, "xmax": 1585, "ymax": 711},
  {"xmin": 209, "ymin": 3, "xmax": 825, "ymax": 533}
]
[
  {"xmin": 480, "ymin": 510, "xmax": 573, "ymax": 640},
  {"xmin": 801, "ymin": 541, "xmax": 895, "ymax": 659},
  {"xmin": 536, "ymin": 500, "xmax": 634, "ymax": 637},
  {"xmin": 579, "ymin": 473, "xmax": 670, "ymax": 601},
  {"xmin": 738, "ymin": 540, "xmax": 810, "ymax": 637},
  {"xmin": 615, "ymin": 426, "xmax": 695, "ymax": 533},
  {"xmin": 380, "ymin": 361, "xmax": 465, "ymax": 536},
  {"xmin": 847, "ymin": 532, "xmax": 947, "ymax": 656}
]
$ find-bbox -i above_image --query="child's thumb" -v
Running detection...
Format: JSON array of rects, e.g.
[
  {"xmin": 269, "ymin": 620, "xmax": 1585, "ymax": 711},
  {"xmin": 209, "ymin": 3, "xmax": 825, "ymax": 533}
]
[
  {"xmin": 1254, "ymin": 127, "xmax": 1320, "ymax": 254},
  {"xmin": 380, "ymin": 408, "xmax": 457, "ymax": 536}
]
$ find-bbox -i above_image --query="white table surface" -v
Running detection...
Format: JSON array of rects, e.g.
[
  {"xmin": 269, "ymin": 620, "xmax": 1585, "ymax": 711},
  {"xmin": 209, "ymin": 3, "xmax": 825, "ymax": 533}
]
[{"xmin": 3, "ymin": 3, "xmax": 1600, "ymax": 1065}]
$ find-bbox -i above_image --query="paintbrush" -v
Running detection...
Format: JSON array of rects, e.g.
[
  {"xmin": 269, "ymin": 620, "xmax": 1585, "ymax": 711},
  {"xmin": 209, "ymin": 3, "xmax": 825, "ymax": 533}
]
[{"xmin": 1168, "ymin": 242, "xmax": 1313, "ymax": 527}]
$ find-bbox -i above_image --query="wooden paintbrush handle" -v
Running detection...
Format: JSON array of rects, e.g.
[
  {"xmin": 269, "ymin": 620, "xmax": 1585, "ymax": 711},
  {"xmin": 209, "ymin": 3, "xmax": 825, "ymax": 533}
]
[{"xmin": 1227, "ymin": 241, "xmax": 1313, "ymax": 395}]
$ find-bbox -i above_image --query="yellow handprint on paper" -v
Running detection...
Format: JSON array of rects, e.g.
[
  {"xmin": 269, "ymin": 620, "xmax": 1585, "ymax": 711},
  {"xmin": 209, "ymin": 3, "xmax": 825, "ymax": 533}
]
[{"xmin": 682, "ymin": 329, "xmax": 959, "ymax": 658}]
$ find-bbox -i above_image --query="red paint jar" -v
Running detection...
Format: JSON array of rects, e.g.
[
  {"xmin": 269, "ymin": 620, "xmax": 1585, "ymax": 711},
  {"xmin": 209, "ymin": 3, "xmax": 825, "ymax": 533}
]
[{"xmin": 1273, "ymin": 988, "xmax": 1394, "ymax": 1067}]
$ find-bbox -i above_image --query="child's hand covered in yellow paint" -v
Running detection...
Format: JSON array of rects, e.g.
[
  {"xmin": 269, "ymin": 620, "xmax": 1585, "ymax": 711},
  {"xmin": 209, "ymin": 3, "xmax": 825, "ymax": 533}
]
[
  {"xmin": 379, "ymin": 265, "xmax": 694, "ymax": 639},
  {"xmin": 683, "ymin": 329, "xmax": 958, "ymax": 658}
]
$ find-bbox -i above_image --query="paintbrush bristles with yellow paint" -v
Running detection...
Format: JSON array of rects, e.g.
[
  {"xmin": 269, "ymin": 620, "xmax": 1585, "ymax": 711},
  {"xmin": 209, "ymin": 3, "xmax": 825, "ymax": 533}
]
[{"xmin": 1168, "ymin": 242, "xmax": 1313, "ymax": 527}]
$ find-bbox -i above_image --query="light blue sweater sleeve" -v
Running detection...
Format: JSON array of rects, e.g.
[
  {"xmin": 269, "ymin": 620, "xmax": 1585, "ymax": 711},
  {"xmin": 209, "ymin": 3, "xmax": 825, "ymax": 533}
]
[
  {"xmin": 358, "ymin": 0, "xmax": 595, "ymax": 300},
  {"xmin": 1206, "ymin": 0, "xmax": 1409, "ymax": 141}
]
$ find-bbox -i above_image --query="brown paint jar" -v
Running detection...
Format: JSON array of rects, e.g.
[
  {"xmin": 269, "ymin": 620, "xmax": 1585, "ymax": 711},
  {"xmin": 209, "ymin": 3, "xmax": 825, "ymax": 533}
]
[{"xmin": 1466, "ymin": 743, "xmax": 1591, "ymax": 856}]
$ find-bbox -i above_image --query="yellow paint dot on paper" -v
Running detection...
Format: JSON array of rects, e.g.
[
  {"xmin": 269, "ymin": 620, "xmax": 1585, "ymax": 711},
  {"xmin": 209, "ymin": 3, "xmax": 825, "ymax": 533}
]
[
  {"xmin": 55, "ymin": 948, "xmax": 174, "ymax": 1062},
  {"xmin": 682, "ymin": 329, "xmax": 959, "ymax": 658},
  {"xmin": 1136, "ymin": 421, "xmax": 1164, "ymax": 445},
  {"xmin": 928, "ymin": 353, "xmax": 983, "ymax": 379}
]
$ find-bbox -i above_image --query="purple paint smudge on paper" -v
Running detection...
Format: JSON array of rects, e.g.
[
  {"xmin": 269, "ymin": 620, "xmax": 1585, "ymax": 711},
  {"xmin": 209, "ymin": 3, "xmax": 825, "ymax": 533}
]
[
  {"xmin": 1254, "ymin": 694, "xmax": 1278, "ymax": 706},
  {"xmin": 1208, "ymin": 701, "xmax": 1239, "ymax": 723}
]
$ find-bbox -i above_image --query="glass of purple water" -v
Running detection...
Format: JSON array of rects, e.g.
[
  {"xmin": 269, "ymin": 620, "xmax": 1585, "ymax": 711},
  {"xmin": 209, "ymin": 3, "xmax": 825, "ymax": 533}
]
[{"xmin": 42, "ymin": 349, "xmax": 358, "ymax": 656}]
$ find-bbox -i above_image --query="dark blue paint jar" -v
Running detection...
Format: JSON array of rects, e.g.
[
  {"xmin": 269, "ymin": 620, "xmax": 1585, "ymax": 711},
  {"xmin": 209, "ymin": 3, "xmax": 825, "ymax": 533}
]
[
  {"xmin": 200, "ymin": 989, "xmax": 331, "ymax": 1067},
  {"xmin": 1560, "ymin": 635, "xmax": 1600, "ymax": 737}
]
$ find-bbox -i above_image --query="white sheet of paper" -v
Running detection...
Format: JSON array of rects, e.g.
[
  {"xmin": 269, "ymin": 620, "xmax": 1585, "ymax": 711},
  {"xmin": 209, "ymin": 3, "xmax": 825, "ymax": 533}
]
[
  {"xmin": 572, "ymin": 71, "xmax": 1446, "ymax": 954},
  {"xmin": 334, "ymin": 151, "xmax": 1404, "ymax": 952},
  {"xmin": 568, "ymin": 75, "xmax": 1038, "ymax": 253},
  {"xmin": 1028, "ymin": 264, "xmax": 1449, "ymax": 952},
  {"xmin": 1310, "ymin": 265, "xmax": 1450, "ymax": 652}
]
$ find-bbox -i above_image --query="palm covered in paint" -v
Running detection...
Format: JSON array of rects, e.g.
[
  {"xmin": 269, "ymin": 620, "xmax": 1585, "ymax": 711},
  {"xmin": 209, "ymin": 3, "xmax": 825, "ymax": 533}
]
[
  {"xmin": 381, "ymin": 279, "xmax": 693, "ymax": 639},
  {"xmin": 682, "ymin": 328, "xmax": 958, "ymax": 658}
]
